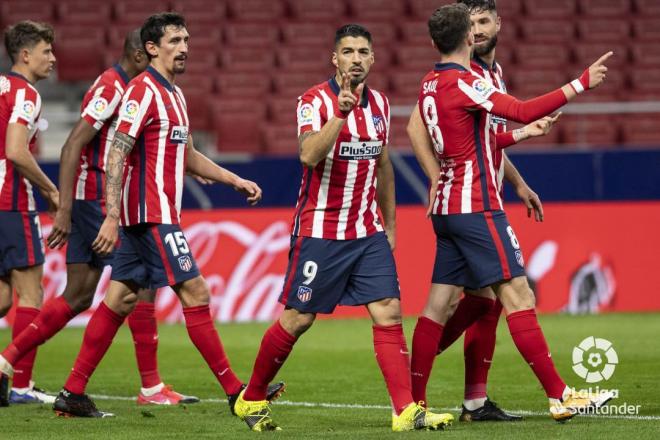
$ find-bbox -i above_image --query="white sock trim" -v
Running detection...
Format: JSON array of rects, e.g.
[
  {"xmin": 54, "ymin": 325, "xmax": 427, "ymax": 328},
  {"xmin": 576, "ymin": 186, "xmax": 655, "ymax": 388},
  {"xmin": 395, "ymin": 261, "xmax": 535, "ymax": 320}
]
[
  {"xmin": 141, "ymin": 382, "xmax": 165, "ymax": 397},
  {"xmin": 464, "ymin": 397, "xmax": 487, "ymax": 411}
]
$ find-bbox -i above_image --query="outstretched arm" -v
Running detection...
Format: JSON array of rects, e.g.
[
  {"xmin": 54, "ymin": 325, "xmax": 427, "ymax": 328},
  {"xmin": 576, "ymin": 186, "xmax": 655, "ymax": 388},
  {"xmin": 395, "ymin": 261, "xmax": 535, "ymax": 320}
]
[
  {"xmin": 47, "ymin": 119, "xmax": 98, "ymax": 249},
  {"xmin": 496, "ymin": 113, "xmax": 562, "ymax": 149},
  {"xmin": 91, "ymin": 132, "xmax": 135, "ymax": 255},
  {"xmin": 185, "ymin": 135, "xmax": 262, "ymax": 205}
]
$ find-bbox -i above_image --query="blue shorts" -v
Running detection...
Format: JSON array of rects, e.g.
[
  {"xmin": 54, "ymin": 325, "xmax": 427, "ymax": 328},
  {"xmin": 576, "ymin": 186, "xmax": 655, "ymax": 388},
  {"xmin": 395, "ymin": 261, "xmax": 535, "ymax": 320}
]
[
  {"xmin": 111, "ymin": 223, "xmax": 200, "ymax": 289},
  {"xmin": 0, "ymin": 211, "xmax": 45, "ymax": 276},
  {"xmin": 66, "ymin": 200, "xmax": 114, "ymax": 268},
  {"xmin": 431, "ymin": 210, "xmax": 526, "ymax": 290},
  {"xmin": 278, "ymin": 232, "xmax": 400, "ymax": 314}
]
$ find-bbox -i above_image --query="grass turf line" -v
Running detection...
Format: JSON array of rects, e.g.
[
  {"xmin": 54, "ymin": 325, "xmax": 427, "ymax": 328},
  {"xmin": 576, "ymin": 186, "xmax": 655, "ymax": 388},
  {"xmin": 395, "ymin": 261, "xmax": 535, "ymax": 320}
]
[{"xmin": 1, "ymin": 313, "xmax": 659, "ymax": 439}]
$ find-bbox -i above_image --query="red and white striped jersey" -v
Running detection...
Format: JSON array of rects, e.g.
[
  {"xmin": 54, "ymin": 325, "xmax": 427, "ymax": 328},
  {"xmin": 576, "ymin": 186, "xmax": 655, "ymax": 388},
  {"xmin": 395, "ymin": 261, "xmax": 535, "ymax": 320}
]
[
  {"xmin": 115, "ymin": 66, "xmax": 189, "ymax": 226},
  {"xmin": 470, "ymin": 56, "xmax": 507, "ymax": 191},
  {"xmin": 291, "ymin": 77, "xmax": 390, "ymax": 240},
  {"xmin": 0, "ymin": 72, "xmax": 42, "ymax": 212},
  {"xmin": 75, "ymin": 64, "xmax": 130, "ymax": 201}
]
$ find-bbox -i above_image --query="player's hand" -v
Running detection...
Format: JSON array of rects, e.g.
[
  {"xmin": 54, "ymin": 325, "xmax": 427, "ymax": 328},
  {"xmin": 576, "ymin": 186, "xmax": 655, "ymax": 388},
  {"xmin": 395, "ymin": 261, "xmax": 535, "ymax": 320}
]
[
  {"xmin": 39, "ymin": 188, "xmax": 59, "ymax": 217},
  {"xmin": 337, "ymin": 73, "xmax": 364, "ymax": 114},
  {"xmin": 426, "ymin": 175, "xmax": 439, "ymax": 218},
  {"xmin": 523, "ymin": 113, "xmax": 562, "ymax": 138},
  {"xmin": 91, "ymin": 217, "xmax": 119, "ymax": 256},
  {"xmin": 578, "ymin": 51, "xmax": 613, "ymax": 91},
  {"xmin": 234, "ymin": 178, "xmax": 262, "ymax": 205},
  {"xmin": 385, "ymin": 225, "xmax": 396, "ymax": 251},
  {"xmin": 47, "ymin": 208, "xmax": 71, "ymax": 249},
  {"xmin": 516, "ymin": 183, "xmax": 544, "ymax": 222}
]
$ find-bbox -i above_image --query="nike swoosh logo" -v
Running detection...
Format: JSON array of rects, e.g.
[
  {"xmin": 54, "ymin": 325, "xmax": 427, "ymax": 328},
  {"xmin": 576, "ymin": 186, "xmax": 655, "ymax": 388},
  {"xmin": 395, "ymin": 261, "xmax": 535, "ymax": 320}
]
[
  {"xmin": 274, "ymin": 358, "xmax": 283, "ymax": 364},
  {"xmin": 218, "ymin": 368, "xmax": 229, "ymax": 376}
]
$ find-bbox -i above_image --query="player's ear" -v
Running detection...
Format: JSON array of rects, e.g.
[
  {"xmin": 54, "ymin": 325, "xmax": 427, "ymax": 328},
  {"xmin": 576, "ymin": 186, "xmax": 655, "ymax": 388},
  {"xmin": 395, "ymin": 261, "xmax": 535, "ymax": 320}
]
[
  {"xmin": 145, "ymin": 41, "xmax": 159, "ymax": 59},
  {"xmin": 495, "ymin": 15, "xmax": 501, "ymax": 33},
  {"xmin": 331, "ymin": 52, "xmax": 338, "ymax": 68}
]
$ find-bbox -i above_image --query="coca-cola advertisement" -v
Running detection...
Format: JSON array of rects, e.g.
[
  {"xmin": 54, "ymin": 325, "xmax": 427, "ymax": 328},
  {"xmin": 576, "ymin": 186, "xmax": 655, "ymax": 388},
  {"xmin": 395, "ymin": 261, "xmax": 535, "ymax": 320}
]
[{"xmin": 1, "ymin": 202, "xmax": 658, "ymax": 328}]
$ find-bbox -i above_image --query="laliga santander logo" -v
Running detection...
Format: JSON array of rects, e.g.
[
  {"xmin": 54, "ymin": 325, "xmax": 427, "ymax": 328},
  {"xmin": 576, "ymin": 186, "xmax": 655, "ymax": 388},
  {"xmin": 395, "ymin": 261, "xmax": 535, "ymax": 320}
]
[
  {"xmin": 572, "ymin": 336, "xmax": 618, "ymax": 383},
  {"xmin": 0, "ymin": 218, "xmax": 292, "ymax": 327}
]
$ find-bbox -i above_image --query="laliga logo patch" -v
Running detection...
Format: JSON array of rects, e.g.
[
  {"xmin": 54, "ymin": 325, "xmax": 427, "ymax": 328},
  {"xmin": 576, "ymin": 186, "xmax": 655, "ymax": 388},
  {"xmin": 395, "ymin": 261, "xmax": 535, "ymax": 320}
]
[
  {"xmin": 298, "ymin": 103, "xmax": 314, "ymax": 125},
  {"xmin": 91, "ymin": 97, "xmax": 108, "ymax": 117},
  {"xmin": 121, "ymin": 100, "xmax": 139, "ymax": 122},
  {"xmin": 178, "ymin": 255, "xmax": 193, "ymax": 272},
  {"xmin": 297, "ymin": 285, "xmax": 312, "ymax": 303},
  {"xmin": 170, "ymin": 125, "xmax": 188, "ymax": 143},
  {"xmin": 0, "ymin": 76, "xmax": 10, "ymax": 95},
  {"xmin": 472, "ymin": 79, "xmax": 495, "ymax": 99},
  {"xmin": 22, "ymin": 101, "xmax": 35, "ymax": 118}
]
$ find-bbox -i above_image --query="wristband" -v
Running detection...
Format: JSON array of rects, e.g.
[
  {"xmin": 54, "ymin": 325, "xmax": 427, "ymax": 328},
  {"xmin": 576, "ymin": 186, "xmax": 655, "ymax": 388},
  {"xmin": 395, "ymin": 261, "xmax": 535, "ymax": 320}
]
[
  {"xmin": 569, "ymin": 69, "xmax": 590, "ymax": 94},
  {"xmin": 334, "ymin": 108, "xmax": 350, "ymax": 119}
]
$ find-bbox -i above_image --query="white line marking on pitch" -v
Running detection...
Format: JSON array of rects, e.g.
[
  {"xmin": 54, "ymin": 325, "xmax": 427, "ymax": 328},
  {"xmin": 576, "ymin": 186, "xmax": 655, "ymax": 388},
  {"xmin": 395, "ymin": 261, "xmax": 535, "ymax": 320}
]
[{"xmin": 88, "ymin": 394, "xmax": 660, "ymax": 421}]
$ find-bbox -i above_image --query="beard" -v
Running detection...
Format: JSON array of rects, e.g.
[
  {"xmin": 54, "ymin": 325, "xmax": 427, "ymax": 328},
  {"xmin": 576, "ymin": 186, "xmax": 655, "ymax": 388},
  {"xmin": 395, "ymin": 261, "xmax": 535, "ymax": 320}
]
[
  {"xmin": 349, "ymin": 71, "xmax": 368, "ymax": 88},
  {"xmin": 473, "ymin": 34, "xmax": 498, "ymax": 57}
]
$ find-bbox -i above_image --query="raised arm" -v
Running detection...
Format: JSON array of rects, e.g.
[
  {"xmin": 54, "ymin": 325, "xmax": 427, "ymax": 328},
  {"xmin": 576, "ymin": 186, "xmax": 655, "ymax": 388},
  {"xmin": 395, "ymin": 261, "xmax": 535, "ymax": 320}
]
[
  {"xmin": 185, "ymin": 135, "xmax": 262, "ymax": 205},
  {"xmin": 47, "ymin": 119, "xmax": 98, "ymax": 248},
  {"xmin": 5, "ymin": 123, "xmax": 58, "ymax": 213},
  {"xmin": 91, "ymin": 132, "xmax": 135, "ymax": 255},
  {"xmin": 407, "ymin": 104, "xmax": 440, "ymax": 217},
  {"xmin": 496, "ymin": 113, "xmax": 562, "ymax": 150},
  {"xmin": 299, "ymin": 73, "xmax": 363, "ymax": 167}
]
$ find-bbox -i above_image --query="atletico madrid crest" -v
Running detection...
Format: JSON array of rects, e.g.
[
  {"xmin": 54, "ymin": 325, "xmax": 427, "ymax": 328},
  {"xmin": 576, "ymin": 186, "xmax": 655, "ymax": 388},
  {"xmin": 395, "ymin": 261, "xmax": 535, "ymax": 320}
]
[
  {"xmin": 297, "ymin": 286, "xmax": 313, "ymax": 303},
  {"xmin": 178, "ymin": 255, "xmax": 193, "ymax": 272},
  {"xmin": 372, "ymin": 115, "xmax": 385, "ymax": 135}
]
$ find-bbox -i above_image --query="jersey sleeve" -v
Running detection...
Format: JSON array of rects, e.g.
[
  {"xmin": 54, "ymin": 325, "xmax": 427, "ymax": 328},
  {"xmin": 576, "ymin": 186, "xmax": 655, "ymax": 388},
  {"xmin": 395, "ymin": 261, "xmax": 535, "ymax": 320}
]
[
  {"xmin": 296, "ymin": 91, "xmax": 323, "ymax": 136},
  {"xmin": 81, "ymin": 82, "xmax": 124, "ymax": 130},
  {"xmin": 8, "ymin": 86, "xmax": 40, "ymax": 129},
  {"xmin": 496, "ymin": 131, "xmax": 516, "ymax": 149},
  {"xmin": 456, "ymin": 73, "xmax": 567, "ymax": 124},
  {"xmin": 116, "ymin": 83, "xmax": 154, "ymax": 139}
]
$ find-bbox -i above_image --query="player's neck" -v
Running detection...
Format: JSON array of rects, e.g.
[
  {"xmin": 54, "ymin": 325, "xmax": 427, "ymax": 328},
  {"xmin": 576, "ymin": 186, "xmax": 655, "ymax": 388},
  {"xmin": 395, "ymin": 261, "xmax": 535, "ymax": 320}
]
[
  {"xmin": 478, "ymin": 49, "xmax": 496, "ymax": 69},
  {"xmin": 440, "ymin": 49, "xmax": 471, "ymax": 71},
  {"xmin": 150, "ymin": 62, "xmax": 176, "ymax": 86},
  {"xmin": 10, "ymin": 65, "xmax": 37, "ymax": 84},
  {"xmin": 119, "ymin": 58, "xmax": 138, "ymax": 79}
]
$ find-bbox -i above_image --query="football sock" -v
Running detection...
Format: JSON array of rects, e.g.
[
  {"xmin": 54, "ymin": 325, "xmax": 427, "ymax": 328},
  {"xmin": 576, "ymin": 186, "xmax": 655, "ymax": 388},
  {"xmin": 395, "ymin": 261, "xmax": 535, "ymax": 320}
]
[
  {"xmin": 11, "ymin": 307, "xmax": 40, "ymax": 389},
  {"xmin": 183, "ymin": 305, "xmax": 242, "ymax": 396},
  {"xmin": 464, "ymin": 299, "xmax": 503, "ymax": 400},
  {"xmin": 128, "ymin": 302, "xmax": 162, "ymax": 389},
  {"xmin": 64, "ymin": 302, "xmax": 125, "ymax": 394},
  {"xmin": 244, "ymin": 320, "xmax": 297, "ymax": 402},
  {"xmin": 2, "ymin": 296, "xmax": 76, "ymax": 367},
  {"xmin": 141, "ymin": 382, "xmax": 165, "ymax": 397},
  {"xmin": 506, "ymin": 309, "xmax": 566, "ymax": 399},
  {"xmin": 373, "ymin": 323, "xmax": 414, "ymax": 415},
  {"xmin": 411, "ymin": 317, "xmax": 444, "ymax": 405},
  {"xmin": 463, "ymin": 397, "xmax": 488, "ymax": 411},
  {"xmin": 437, "ymin": 295, "xmax": 495, "ymax": 353}
]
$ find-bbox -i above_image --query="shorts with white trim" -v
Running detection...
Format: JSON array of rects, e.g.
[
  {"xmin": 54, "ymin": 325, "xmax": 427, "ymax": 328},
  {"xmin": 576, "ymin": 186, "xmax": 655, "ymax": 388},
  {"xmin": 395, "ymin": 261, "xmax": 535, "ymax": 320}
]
[{"xmin": 0, "ymin": 211, "xmax": 44, "ymax": 276}]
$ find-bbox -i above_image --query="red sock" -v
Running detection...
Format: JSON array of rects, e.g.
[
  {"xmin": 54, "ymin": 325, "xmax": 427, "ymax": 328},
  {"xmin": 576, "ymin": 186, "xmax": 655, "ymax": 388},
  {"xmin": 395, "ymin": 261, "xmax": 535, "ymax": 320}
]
[
  {"xmin": 437, "ymin": 295, "xmax": 495, "ymax": 353},
  {"xmin": 3, "ymin": 296, "xmax": 75, "ymax": 367},
  {"xmin": 11, "ymin": 307, "xmax": 40, "ymax": 388},
  {"xmin": 464, "ymin": 299, "xmax": 502, "ymax": 399},
  {"xmin": 128, "ymin": 302, "xmax": 161, "ymax": 389},
  {"xmin": 411, "ymin": 317, "xmax": 444, "ymax": 405},
  {"xmin": 183, "ymin": 305, "xmax": 242, "ymax": 395},
  {"xmin": 506, "ymin": 309, "xmax": 566, "ymax": 399},
  {"xmin": 374, "ymin": 323, "xmax": 414, "ymax": 415},
  {"xmin": 64, "ymin": 302, "xmax": 125, "ymax": 394},
  {"xmin": 244, "ymin": 320, "xmax": 297, "ymax": 401}
]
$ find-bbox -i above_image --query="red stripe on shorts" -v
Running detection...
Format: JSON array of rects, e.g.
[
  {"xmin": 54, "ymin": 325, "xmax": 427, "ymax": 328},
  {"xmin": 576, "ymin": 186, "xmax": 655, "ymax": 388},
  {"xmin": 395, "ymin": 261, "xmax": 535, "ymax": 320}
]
[
  {"xmin": 484, "ymin": 212, "xmax": 511, "ymax": 280},
  {"xmin": 279, "ymin": 237, "xmax": 303, "ymax": 305},
  {"xmin": 151, "ymin": 226, "xmax": 176, "ymax": 286},
  {"xmin": 21, "ymin": 212, "xmax": 35, "ymax": 266}
]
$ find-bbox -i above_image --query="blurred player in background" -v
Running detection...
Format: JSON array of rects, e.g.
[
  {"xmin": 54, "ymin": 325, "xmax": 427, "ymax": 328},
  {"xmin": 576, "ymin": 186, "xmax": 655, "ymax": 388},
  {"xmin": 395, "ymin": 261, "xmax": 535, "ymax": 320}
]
[
  {"xmin": 407, "ymin": 4, "xmax": 614, "ymax": 422},
  {"xmin": 409, "ymin": 0, "xmax": 559, "ymax": 422},
  {"xmin": 51, "ymin": 12, "xmax": 282, "ymax": 418},
  {"xmin": 0, "ymin": 20, "xmax": 58, "ymax": 406},
  {"xmin": 1, "ymin": 29, "xmax": 199, "ymax": 408},
  {"xmin": 232, "ymin": 24, "xmax": 453, "ymax": 432}
]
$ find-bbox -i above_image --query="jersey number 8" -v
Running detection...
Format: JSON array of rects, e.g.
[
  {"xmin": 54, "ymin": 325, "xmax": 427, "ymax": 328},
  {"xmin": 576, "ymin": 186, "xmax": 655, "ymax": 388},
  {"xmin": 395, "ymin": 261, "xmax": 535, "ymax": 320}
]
[{"xmin": 422, "ymin": 96, "xmax": 444, "ymax": 155}]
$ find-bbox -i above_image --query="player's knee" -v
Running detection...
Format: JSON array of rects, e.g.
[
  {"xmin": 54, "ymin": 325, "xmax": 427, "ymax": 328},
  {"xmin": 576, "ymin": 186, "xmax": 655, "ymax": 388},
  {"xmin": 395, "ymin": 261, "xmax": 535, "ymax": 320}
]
[
  {"xmin": 116, "ymin": 291, "xmax": 138, "ymax": 315},
  {"xmin": 369, "ymin": 297, "xmax": 402, "ymax": 326},
  {"xmin": 63, "ymin": 288, "xmax": 95, "ymax": 314},
  {"xmin": 280, "ymin": 310, "xmax": 315, "ymax": 337},
  {"xmin": 0, "ymin": 298, "xmax": 12, "ymax": 318},
  {"xmin": 178, "ymin": 277, "xmax": 210, "ymax": 307}
]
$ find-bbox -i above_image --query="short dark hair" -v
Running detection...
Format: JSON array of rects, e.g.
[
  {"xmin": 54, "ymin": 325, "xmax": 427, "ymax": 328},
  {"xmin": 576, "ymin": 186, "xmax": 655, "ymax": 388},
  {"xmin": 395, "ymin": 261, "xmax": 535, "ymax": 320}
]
[
  {"xmin": 428, "ymin": 4, "xmax": 471, "ymax": 55},
  {"xmin": 335, "ymin": 24, "xmax": 372, "ymax": 47},
  {"xmin": 457, "ymin": 0, "xmax": 497, "ymax": 14},
  {"xmin": 140, "ymin": 12, "xmax": 186, "ymax": 59},
  {"xmin": 4, "ymin": 20, "xmax": 54, "ymax": 64}
]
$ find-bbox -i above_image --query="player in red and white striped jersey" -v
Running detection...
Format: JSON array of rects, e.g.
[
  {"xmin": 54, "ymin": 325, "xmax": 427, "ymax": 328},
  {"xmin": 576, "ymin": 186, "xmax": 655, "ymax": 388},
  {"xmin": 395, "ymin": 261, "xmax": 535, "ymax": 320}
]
[
  {"xmin": 407, "ymin": 4, "xmax": 614, "ymax": 422},
  {"xmin": 0, "ymin": 21, "xmax": 58, "ymax": 406},
  {"xmin": 52, "ymin": 13, "xmax": 272, "ymax": 418},
  {"xmin": 234, "ymin": 25, "xmax": 453, "ymax": 432},
  {"xmin": 409, "ymin": 0, "xmax": 560, "ymax": 422}
]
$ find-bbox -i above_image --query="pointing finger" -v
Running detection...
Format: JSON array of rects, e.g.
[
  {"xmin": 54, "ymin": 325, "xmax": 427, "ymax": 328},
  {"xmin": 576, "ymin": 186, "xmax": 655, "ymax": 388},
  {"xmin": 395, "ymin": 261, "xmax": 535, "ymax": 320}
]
[{"xmin": 595, "ymin": 51, "xmax": 614, "ymax": 66}]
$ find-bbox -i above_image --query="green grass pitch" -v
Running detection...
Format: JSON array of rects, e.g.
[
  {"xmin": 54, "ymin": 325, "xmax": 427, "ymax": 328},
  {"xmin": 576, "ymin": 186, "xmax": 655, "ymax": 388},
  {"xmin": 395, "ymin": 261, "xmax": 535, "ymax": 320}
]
[{"xmin": 1, "ymin": 313, "xmax": 659, "ymax": 439}]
